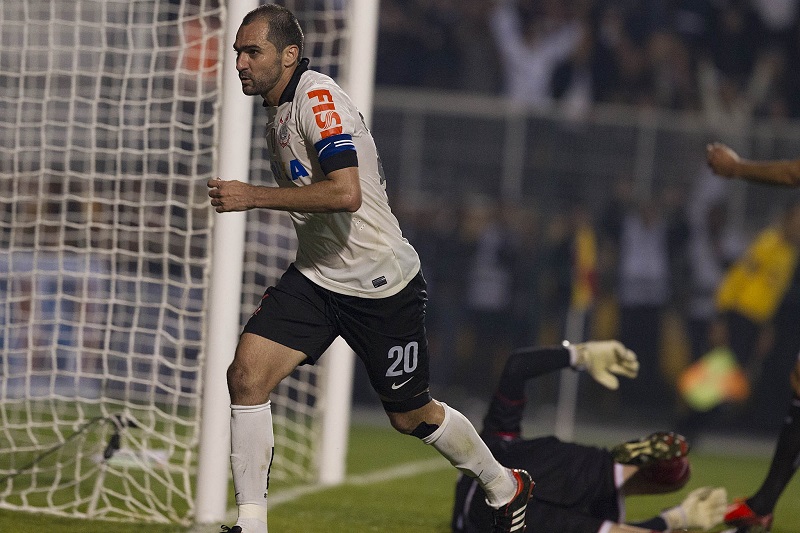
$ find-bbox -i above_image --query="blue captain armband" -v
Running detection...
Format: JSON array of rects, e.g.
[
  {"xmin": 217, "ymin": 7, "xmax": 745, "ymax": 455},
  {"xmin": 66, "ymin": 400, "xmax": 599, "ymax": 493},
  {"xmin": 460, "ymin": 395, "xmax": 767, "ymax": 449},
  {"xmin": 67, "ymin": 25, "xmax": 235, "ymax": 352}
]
[{"xmin": 315, "ymin": 133, "xmax": 358, "ymax": 174}]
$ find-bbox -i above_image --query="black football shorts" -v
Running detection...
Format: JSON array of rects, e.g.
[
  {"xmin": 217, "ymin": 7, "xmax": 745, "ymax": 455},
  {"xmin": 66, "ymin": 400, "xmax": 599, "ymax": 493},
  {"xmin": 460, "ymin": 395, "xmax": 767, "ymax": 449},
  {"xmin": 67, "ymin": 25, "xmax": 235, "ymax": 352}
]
[{"xmin": 243, "ymin": 264, "xmax": 432, "ymax": 412}]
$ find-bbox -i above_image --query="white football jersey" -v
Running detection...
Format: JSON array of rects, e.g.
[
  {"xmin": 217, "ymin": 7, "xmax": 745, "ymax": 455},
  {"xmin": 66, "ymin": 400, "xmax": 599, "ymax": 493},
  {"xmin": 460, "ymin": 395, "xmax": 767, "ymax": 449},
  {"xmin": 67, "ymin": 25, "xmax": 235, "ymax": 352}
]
[{"xmin": 264, "ymin": 61, "xmax": 420, "ymax": 298}]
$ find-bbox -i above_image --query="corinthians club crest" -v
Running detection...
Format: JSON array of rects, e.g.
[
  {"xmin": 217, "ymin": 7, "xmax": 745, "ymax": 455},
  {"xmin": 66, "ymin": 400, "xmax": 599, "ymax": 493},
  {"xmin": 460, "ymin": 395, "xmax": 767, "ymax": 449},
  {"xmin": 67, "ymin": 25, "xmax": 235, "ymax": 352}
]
[{"xmin": 278, "ymin": 110, "xmax": 291, "ymax": 148}]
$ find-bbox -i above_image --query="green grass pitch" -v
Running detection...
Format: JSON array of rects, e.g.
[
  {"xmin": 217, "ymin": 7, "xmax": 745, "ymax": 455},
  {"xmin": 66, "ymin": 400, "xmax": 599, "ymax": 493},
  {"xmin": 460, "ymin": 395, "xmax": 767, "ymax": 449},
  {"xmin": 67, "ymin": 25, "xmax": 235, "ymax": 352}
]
[{"xmin": 2, "ymin": 423, "xmax": 799, "ymax": 532}]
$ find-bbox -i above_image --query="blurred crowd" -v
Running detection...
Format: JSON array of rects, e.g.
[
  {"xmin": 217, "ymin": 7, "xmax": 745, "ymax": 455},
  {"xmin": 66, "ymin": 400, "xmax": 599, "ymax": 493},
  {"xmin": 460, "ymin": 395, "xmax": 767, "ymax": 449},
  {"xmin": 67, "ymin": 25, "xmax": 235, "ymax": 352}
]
[
  {"xmin": 377, "ymin": 0, "xmax": 800, "ymax": 122},
  {"xmin": 386, "ymin": 169, "xmax": 800, "ymax": 434}
]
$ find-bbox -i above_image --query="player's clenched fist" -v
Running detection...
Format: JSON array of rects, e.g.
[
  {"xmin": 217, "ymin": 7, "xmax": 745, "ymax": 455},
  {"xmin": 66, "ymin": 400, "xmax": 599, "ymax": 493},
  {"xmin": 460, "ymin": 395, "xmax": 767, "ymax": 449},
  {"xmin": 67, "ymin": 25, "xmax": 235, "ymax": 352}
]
[
  {"xmin": 207, "ymin": 178, "xmax": 253, "ymax": 213},
  {"xmin": 706, "ymin": 142, "xmax": 741, "ymax": 178}
]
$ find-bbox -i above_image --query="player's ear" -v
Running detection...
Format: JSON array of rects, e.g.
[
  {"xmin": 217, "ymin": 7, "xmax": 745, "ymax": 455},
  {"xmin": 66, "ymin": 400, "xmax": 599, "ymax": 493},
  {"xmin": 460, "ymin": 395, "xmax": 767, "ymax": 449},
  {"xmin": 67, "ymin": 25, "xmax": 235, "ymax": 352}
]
[{"xmin": 282, "ymin": 44, "xmax": 299, "ymax": 67}]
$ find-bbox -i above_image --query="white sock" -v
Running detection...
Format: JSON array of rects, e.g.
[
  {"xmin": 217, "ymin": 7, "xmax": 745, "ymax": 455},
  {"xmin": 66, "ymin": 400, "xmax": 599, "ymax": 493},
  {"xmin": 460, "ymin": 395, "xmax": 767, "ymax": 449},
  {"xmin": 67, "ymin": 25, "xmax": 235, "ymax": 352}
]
[
  {"xmin": 422, "ymin": 402, "xmax": 517, "ymax": 507},
  {"xmin": 231, "ymin": 402, "xmax": 273, "ymax": 533}
]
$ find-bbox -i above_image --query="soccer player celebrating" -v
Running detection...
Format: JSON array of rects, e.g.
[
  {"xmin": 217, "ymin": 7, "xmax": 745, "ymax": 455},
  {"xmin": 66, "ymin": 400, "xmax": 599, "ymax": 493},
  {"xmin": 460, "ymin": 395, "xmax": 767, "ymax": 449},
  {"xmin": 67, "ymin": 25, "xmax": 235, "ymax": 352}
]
[
  {"xmin": 451, "ymin": 340, "xmax": 728, "ymax": 532},
  {"xmin": 208, "ymin": 5, "xmax": 532, "ymax": 532},
  {"xmin": 706, "ymin": 142, "xmax": 800, "ymax": 532}
]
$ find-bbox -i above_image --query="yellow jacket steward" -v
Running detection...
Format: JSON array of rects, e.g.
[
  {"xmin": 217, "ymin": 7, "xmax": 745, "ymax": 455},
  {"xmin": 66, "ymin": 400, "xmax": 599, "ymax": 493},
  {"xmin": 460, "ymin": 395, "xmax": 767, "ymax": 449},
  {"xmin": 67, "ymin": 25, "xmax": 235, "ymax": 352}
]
[{"xmin": 715, "ymin": 227, "xmax": 798, "ymax": 323}]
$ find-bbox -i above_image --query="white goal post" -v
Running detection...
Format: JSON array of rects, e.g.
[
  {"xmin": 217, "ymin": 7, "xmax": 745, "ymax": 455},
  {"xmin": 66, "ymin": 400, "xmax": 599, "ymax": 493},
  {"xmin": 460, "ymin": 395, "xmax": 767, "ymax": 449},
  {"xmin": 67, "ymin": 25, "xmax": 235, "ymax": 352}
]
[{"xmin": 0, "ymin": 0, "xmax": 379, "ymax": 526}]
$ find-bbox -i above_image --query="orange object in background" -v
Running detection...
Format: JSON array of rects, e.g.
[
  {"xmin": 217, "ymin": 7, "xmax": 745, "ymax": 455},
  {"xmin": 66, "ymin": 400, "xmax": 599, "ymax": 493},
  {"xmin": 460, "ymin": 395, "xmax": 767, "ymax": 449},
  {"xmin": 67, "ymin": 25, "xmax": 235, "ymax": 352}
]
[
  {"xmin": 678, "ymin": 346, "xmax": 750, "ymax": 412},
  {"xmin": 182, "ymin": 17, "xmax": 220, "ymax": 79}
]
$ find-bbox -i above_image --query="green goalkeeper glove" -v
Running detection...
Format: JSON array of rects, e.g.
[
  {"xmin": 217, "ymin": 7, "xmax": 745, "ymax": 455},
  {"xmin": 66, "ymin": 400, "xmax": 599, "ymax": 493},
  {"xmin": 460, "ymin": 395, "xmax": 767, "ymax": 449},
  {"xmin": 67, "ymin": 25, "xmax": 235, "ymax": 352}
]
[
  {"xmin": 660, "ymin": 486, "xmax": 727, "ymax": 531},
  {"xmin": 567, "ymin": 340, "xmax": 639, "ymax": 390}
]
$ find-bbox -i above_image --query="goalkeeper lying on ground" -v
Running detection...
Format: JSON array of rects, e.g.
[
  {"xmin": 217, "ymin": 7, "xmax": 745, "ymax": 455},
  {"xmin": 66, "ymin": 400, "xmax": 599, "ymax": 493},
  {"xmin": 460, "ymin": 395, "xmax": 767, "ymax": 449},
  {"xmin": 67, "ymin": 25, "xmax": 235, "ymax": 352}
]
[{"xmin": 451, "ymin": 340, "xmax": 727, "ymax": 533}]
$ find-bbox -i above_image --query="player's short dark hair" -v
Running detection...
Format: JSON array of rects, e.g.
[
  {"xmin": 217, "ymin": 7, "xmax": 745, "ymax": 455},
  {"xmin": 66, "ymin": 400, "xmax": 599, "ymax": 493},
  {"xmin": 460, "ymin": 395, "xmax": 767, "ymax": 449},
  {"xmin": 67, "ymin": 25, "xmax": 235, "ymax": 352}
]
[{"xmin": 242, "ymin": 4, "xmax": 304, "ymax": 58}]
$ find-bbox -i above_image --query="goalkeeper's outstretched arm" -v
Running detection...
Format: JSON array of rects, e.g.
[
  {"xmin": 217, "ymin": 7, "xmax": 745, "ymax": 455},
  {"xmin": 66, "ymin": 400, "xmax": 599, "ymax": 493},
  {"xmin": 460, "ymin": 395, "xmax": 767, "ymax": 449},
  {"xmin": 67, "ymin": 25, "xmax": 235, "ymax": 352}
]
[{"xmin": 481, "ymin": 341, "xmax": 638, "ymax": 437}]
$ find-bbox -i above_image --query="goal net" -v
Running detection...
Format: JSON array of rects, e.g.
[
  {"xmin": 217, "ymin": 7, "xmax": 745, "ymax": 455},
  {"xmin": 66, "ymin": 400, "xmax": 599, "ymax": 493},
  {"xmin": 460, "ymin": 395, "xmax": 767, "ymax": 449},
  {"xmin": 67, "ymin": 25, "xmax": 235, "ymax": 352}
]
[{"xmin": 0, "ymin": 0, "xmax": 357, "ymax": 525}]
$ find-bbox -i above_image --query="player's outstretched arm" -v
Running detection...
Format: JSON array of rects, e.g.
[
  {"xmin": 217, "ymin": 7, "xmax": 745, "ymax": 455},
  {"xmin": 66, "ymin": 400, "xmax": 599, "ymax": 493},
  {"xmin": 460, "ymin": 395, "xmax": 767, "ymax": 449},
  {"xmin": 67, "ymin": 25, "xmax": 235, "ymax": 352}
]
[
  {"xmin": 482, "ymin": 340, "xmax": 637, "ymax": 437},
  {"xmin": 569, "ymin": 340, "xmax": 639, "ymax": 390},
  {"xmin": 706, "ymin": 142, "xmax": 800, "ymax": 187}
]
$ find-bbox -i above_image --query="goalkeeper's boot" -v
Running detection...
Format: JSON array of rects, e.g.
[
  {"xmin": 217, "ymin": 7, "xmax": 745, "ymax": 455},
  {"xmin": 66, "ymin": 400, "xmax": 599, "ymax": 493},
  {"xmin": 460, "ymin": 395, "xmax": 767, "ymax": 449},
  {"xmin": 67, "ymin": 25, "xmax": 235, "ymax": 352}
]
[
  {"xmin": 638, "ymin": 455, "xmax": 691, "ymax": 489},
  {"xmin": 611, "ymin": 431, "xmax": 689, "ymax": 466},
  {"xmin": 491, "ymin": 468, "xmax": 534, "ymax": 533},
  {"xmin": 724, "ymin": 499, "xmax": 773, "ymax": 531},
  {"xmin": 220, "ymin": 526, "xmax": 242, "ymax": 533}
]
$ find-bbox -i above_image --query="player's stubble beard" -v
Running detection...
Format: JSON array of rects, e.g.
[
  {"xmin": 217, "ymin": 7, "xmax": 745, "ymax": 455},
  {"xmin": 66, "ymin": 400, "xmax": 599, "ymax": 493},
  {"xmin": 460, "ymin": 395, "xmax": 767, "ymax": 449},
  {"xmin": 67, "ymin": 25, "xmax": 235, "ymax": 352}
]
[{"xmin": 240, "ymin": 54, "xmax": 283, "ymax": 98}]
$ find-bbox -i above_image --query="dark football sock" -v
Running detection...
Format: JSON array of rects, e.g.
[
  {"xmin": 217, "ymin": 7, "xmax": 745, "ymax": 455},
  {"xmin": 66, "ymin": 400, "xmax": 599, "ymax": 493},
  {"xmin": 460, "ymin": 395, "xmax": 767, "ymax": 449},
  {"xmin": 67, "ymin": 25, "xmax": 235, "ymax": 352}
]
[{"xmin": 748, "ymin": 395, "xmax": 800, "ymax": 515}]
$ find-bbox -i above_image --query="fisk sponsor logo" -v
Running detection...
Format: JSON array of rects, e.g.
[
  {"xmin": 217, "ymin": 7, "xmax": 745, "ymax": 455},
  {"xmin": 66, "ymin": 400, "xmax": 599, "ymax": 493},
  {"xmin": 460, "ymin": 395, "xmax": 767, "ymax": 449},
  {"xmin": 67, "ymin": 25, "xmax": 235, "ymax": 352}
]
[{"xmin": 307, "ymin": 89, "xmax": 342, "ymax": 138}]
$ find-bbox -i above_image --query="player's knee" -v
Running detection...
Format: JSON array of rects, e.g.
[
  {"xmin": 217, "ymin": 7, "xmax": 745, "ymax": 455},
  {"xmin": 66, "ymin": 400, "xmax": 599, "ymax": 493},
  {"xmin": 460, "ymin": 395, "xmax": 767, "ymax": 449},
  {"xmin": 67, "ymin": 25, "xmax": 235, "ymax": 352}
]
[
  {"xmin": 227, "ymin": 359, "xmax": 272, "ymax": 404},
  {"xmin": 226, "ymin": 360, "xmax": 249, "ymax": 397},
  {"xmin": 381, "ymin": 393, "xmax": 435, "ymax": 434},
  {"xmin": 388, "ymin": 417, "xmax": 439, "ymax": 439},
  {"xmin": 226, "ymin": 358, "xmax": 248, "ymax": 389},
  {"xmin": 385, "ymin": 399, "xmax": 443, "ymax": 438},
  {"xmin": 385, "ymin": 409, "xmax": 441, "ymax": 438},
  {"xmin": 385, "ymin": 411, "xmax": 417, "ymax": 434}
]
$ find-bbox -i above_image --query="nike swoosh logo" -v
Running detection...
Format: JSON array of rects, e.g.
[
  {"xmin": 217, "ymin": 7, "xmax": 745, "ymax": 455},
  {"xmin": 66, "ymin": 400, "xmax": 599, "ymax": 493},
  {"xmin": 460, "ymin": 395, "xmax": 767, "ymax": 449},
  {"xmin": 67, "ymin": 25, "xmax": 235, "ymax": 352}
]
[{"xmin": 391, "ymin": 377, "xmax": 414, "ymax": 390}]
